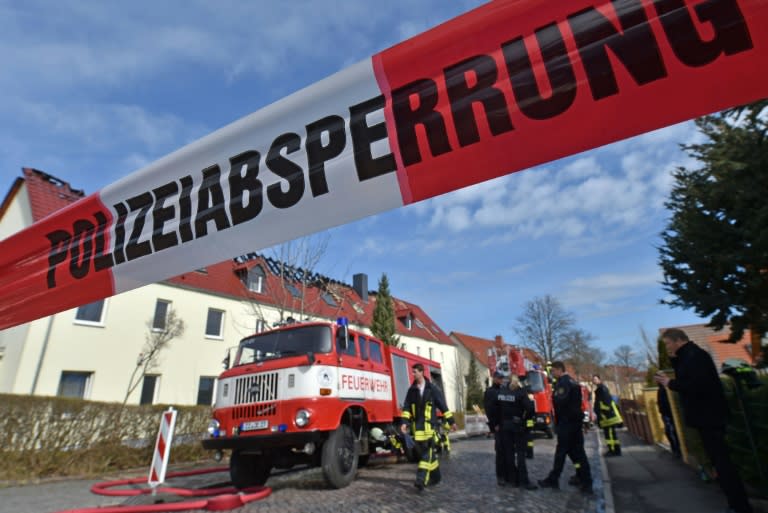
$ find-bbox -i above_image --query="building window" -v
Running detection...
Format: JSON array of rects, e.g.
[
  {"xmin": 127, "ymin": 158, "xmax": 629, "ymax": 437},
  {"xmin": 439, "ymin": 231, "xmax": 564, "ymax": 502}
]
[
  {"xmin": 429, "ymin": 348, "xmax": 434, "ymax": 361},
  {"xmin": 400, "ymin": 315, "xmax": 412, "ymax": 330},
  {"xmin": 206, "ymin": 308, "xmax": 224, "ymax": 338},
  {"xmin": 152, "ymin": 300, "xmax": 171, "ymax": 331},
  {"xmin": 441, "ymin": 351, "xmax": 444, "ymax": 362},
  {"xmin": 197, "ymin": 377, "xmax": 216, "ymax": 405},
  {"xmin": 416, "ymin": 346, "xmax": 421, "ymax": 356},
  {"xmin": 255, "ymin": 319, "xmax": 266, "ymax": 333},
  {"xmin": 247, "ymin": 266, "xmax": 265, "ymax": 293},
  {"xmin": 285, "ymin": 282, "xmax": 302, "ymax": 298},
  {"xmin": 140, "ymin": 375, "xmax": 159, "ymax": 405},
  {"xmin": 321, "ymin": 292, "xmax": 337, "ymax": 307},
  {"xmin": 74, "ymin": 300, "xmax": 106, "ymax": 326},
  {"xmin": 57, "ymin": 371, "xmax": 93, "ymax": 399}
]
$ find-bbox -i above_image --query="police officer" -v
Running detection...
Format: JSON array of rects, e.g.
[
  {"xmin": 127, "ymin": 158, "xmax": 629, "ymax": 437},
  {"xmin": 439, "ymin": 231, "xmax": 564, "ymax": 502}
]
[
  {"xmin": 538, "ymin": 361, "xmax": 593, "ymax": 494},
  {"xmin": 401, "ymin": 363, "xmax": 456, "ymax": 491},
  {"xmin": 592, "ymin": 374, "xmax": 622, "ymax": 456},
  {"xmin": 484, "ymin": 371, "xmax": 506, "ymax": 483},
  {"xmin": 493, "ymin": 375, "xmax": 537, "ymax": 490}
]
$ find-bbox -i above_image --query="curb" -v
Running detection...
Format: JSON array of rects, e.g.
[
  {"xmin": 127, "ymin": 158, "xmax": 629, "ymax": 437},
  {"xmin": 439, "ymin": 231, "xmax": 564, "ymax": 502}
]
[{"xmin": 596, "ymin": 431, "xmax": 615, "ymax": 513}]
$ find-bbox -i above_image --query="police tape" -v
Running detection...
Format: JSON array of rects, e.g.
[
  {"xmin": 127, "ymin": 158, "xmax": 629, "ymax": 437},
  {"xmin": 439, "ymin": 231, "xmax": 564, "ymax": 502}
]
[{"xmin": 1, "ymin": 0, "xmax": 767, "ymax": 330}]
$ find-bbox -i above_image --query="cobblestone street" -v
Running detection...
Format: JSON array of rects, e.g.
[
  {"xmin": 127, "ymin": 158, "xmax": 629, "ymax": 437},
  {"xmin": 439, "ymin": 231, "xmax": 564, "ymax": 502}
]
[{"xmin": 0, "ymin": 430, "xmax": 604, "ymax": 513}]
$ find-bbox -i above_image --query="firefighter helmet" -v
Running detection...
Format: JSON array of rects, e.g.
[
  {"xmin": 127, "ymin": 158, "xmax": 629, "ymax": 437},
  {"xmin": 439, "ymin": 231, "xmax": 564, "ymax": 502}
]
[{"xmin": 370, "ymin": 427, "xmax": 386, "ymax": 442}]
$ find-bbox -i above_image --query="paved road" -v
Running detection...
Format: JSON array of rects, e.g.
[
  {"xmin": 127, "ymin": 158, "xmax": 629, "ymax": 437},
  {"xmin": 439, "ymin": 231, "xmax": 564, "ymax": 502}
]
[{"xmin": 0, "ymin": 430, "xmax": 605, "ymax": 513}]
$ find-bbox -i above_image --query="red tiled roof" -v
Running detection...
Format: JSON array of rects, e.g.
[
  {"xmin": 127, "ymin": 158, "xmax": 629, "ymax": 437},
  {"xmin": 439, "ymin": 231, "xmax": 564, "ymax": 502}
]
[
  {"xmin": 660, "ymin": 323, "xmax": 755, "ymax": 370},
  {"xmin": 166, "ymin": 257, "xmax": 454, "ymax": 345},
  {"xmin": 450, "ymin": 332, "xmax": 496, "ymax": 368},
  {"xmin": 21, "ymin": 168, "xmax": 84, "ymax": 221}
]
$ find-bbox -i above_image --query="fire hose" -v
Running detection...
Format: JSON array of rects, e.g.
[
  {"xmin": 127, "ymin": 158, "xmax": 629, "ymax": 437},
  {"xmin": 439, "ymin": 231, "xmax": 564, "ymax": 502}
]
[{"xmin": 53, "ymin": 467, "xmax": 271, "ymax": 513}]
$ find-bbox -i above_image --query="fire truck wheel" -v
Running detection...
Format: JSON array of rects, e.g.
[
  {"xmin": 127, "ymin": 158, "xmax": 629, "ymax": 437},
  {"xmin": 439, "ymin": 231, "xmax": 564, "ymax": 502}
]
[
  {"xmin": 230, "ymin": 450, "xmax": 272, "ymax": 489},
  {"xmin": 321, "ymin": 424, "xmax": 359, "ymax": 488}
]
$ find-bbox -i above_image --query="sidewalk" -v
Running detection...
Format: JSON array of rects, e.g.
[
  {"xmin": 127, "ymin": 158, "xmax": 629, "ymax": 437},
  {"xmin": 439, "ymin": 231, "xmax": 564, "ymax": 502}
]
[{"xmin": 603, "ymin": 430, "xmax": 767, "ymax": 513}]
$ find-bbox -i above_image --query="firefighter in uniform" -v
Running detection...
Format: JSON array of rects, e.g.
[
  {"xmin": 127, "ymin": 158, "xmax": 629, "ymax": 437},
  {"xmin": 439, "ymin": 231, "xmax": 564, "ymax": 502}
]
[
  {"xmin": 484, "ymin": 371, "xmax": 506, "ymax": 482},
  {"xmin": 592, "ymin": 374, "xmax": 623, "ymax": 456},
  {"xmin": 401, "ymin": 363, "xmax": 456, "ymax": 491},
  {"xmin": 490, "ymin": 375, "xmax": 538, "ymax": 490},
  {"xmin": 538, "ymin": 361, "xmax": 593, "ymax": 494}
]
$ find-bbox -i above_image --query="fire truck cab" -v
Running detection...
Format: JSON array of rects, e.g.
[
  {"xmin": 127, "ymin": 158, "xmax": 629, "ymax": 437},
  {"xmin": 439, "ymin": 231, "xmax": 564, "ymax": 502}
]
[{"xmin": 202, "ymin": 319, "xmax": 445, "ymax": 489}]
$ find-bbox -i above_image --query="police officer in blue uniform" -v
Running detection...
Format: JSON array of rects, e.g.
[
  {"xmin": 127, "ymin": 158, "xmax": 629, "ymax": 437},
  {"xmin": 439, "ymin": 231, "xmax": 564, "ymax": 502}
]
[
  {"xmin": 490, "ymin": 374, "xmax": 537, "ymax": 490},
  {"xmin": 538, "ymin": 361, "xmax": 593, "ymax": 494}
]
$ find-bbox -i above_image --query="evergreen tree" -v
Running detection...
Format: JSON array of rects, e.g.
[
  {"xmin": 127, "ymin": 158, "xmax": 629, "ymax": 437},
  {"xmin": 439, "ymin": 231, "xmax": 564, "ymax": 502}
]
[
  {"xmin": 466, "ymin": 357, "xmax": 485, "ymax": 410},
  {"xmin": 658, "ymin": 336, "xmax": 672, "ymax": 371},
  {"xmin": 659, "ymin": 100, "xmax": 768, "ymax": 359},
  {"xmin": 371, "ymin": 273, "xmax": 399, "ymax": 346}
]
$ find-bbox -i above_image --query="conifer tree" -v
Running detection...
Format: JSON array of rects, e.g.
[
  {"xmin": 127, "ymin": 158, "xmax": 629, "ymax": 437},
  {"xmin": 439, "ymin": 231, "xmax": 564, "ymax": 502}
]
[
  {"xmin": 466, "ymin": 357, "xmax": 485, "ymax": 410},
  {"xmin": 371, "ymin": 273, "xmax": 399, "ymax": 346},
  {"xmin": 659, "ymin": 100, "xmax": 767, "ymax": 360}
]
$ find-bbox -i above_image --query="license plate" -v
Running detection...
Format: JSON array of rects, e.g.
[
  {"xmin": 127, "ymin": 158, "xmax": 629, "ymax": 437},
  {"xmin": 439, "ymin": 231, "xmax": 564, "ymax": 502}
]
[{"xmin": 241, "ymin": 420, "xmax": 269, "ymax": 431}]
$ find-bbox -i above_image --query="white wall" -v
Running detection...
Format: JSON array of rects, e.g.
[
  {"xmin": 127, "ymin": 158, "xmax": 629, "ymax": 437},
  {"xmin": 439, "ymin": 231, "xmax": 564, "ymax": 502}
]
[{"xmin": 0, "ymin": 182, "xmax": 32, "ymax": 241}]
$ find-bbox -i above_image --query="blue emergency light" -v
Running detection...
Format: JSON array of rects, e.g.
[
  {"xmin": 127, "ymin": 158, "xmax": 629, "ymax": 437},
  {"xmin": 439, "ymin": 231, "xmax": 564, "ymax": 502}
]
[{"xmin": 336, "ymin": 317, "xmax": 348, "ymax": 326}]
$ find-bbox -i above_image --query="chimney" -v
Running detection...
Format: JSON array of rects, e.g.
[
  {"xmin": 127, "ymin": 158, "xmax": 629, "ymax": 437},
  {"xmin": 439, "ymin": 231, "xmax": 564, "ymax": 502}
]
[
  {"xmin": 353, "ymin": 273, "xmax": 368, "ymax": 302},
  {"xmin": 495, "ymin": 335, "xmax": 503, "ymax": 348}
]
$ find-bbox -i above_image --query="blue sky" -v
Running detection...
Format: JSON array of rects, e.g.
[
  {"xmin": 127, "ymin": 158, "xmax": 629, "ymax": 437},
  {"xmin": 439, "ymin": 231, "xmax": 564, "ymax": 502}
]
[{"xmin": 0, "ymin": 0, "xmax": 706, "ymax": 361}]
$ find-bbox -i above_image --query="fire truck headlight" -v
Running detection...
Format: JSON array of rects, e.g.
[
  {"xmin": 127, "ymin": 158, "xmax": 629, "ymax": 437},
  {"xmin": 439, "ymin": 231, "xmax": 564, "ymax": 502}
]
[
  {"xmin": 295, "ymin": 409, "xmax": 311, "ymax": 427},
  {"xmin": 207, "ymin": 419, "xmax": 220, "ymax": 437}
]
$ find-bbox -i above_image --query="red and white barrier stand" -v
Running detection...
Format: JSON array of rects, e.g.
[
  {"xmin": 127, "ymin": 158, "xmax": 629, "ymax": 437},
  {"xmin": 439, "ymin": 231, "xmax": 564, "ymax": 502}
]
[{"xmin": 148, "ymin": 407, "xmax": 177, "ymax": 494}]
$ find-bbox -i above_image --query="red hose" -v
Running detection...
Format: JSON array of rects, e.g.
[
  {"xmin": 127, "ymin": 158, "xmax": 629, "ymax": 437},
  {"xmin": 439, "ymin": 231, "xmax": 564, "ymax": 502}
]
[{"xmin": 53, "ymin": 466, "xmax": 271, "ymax": 513}]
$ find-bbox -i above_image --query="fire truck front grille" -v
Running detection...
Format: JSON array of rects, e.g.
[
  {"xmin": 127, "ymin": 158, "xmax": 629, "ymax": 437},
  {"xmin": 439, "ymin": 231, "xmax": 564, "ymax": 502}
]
[
  {"xmin": 233, "ymin": 372, "xmax": 279, "ymax": 405},
  {"xmin": 231, "ymin": 402, "xmax": 278, "ymax": 421}
]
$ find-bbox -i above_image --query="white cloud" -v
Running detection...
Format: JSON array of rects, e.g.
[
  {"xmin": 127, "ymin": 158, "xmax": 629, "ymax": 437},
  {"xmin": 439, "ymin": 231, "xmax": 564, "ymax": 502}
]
[
  {"xmin": 561, "ymin": 270, "xmax": 661, "ymax": 308},
  {"xmin": 414, "ymin": 119, "xmax": 700, "ymax": 255}
]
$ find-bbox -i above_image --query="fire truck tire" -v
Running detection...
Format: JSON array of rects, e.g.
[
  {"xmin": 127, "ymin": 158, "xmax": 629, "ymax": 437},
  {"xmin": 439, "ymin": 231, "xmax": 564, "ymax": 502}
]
[
  {"xmin": 230, "ymin": 450, "xmax": 272, "ymax": 489},
  {"xmin": 321, "ymin": 425, "xmax": 359, "ymax": 488}
]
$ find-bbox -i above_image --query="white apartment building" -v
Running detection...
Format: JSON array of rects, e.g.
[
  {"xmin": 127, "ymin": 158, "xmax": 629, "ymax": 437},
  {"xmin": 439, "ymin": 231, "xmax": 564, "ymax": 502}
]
[{"xmin": 0, "ymin": 169, "xmax": 461, "ymax": 410}]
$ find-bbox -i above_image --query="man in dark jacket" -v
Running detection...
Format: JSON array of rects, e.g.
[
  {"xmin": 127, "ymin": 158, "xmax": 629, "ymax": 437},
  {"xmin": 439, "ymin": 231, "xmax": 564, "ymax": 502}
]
[
  {"xmin": 489, "ymin": 375, "xmax": 537, "ymax": 490},
  {"xmin": 592, "ymin": 374, "xmax": 623, "ymax": 456},
  {"xmin": 401, "ymin": 363, "xmax": 456, "ymax": 491},
  {"xmin": 538, "ymin": 361, "xmax": 593, "ymax": 494},
  {"xmin": 655, "ymin": 328, "xmax": 752, "ymax": 513},
  {"xmin": 484, "ymin": 371, "xmax": 506, "ymax": 483}
]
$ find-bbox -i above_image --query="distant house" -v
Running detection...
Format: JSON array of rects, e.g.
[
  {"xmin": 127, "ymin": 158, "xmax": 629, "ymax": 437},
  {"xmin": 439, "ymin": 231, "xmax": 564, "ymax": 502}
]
[
  {"xmin": 602, "ymin": 364, "xmax": 646, "ymax": 400},
  {"xmin": 0, "ymin": 168, "xmax": 460, "ymax": 409},
  {"xmin": 659, "ymin": 323, "xmax": 758, "ymax": 371}
]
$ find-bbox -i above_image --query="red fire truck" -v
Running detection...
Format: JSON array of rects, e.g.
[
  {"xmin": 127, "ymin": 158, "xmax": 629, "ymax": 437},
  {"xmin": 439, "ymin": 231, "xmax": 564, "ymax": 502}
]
[
  {"xmin": 488, "ymin": 344, "xmax": 555, "ymax": 438},
  {"xmin": 201, "ymin": 319, "xmax": 447, "ymax": 489}
]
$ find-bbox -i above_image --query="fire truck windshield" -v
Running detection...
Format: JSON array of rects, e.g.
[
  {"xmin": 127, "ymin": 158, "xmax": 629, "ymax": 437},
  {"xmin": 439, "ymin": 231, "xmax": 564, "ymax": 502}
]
[
  {"xmin": 234, "ymin": 325, "xmax": 332, "ymax": 365},
  {"xmin": 526, "ymin": 370, "xmax": 545, "ymax": 393}
]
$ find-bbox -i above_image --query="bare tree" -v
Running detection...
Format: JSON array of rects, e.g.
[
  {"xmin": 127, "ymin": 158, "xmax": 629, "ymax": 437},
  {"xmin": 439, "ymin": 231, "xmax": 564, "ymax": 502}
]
[
  {"xmin": 562, "ymin": 328, "xmax": 604, "ymax": 380},
  {"xmin": 514, "ymin": 295, "xmax": 575, "ymax": 362},
  {"xmin": 123, "ymin": 309, "xmax": 185, "ymax": 407},
  {"xmin": 452, "ymin": 352, "xmax": 466, "ymax": 413},
  {"xmin": 235, "ymin": 234, "xmax": 331, "ymax": 335},
  {"xmin": 612, "ymin": 344, "xmax": 643, "ymax": 399}
]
